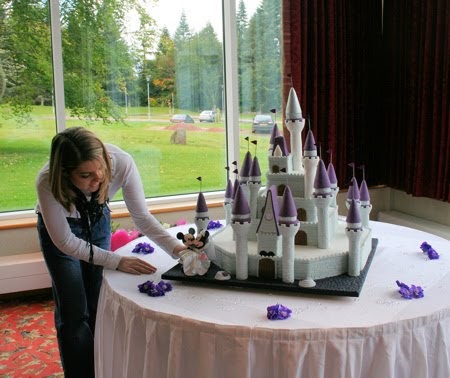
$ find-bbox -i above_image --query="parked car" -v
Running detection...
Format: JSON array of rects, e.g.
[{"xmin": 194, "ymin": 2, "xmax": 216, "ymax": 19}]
[
  {"xmin": 199, "ymin": 110, "xmax": 217, "ymax": 122},
  {"xmin": 170, "ymin": 114, "xmax": 195, "ymax": 123},
  {"xmin": 252, "ymin": 114, "xmax": 274, "ymax": 133}
]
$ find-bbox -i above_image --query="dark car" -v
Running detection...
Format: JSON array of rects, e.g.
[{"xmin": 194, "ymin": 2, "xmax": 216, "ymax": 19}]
[
  {"xmin": 252, "ymin": 114, "xmax": 274, "ymax": 133},
  {"xmin": 170, "ymin": 114, "xmax": 195, "ymax": 123}
]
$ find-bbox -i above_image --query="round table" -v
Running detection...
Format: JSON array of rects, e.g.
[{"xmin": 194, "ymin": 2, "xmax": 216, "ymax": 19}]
[{"xmin": 94, "ymin": 221, "xmax": 450, "ymax": 378}]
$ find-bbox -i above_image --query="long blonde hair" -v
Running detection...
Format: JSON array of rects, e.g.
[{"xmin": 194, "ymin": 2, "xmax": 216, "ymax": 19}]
[{"xmin": 49, "ymin": 127, "xmax": 112, "ymax": 211}]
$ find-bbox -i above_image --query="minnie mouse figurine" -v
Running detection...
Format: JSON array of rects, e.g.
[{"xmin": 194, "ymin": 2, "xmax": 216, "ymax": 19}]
[{"xmin": 176, "ymin": 228, "xmax": 211, "ymax": 276}]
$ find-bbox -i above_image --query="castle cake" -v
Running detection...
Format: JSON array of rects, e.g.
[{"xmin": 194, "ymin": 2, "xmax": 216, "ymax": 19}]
[
  {"xmin": 172, "ymin": 87, "xmax": 374, "ymax": 291},
  {"xmin": 195, "ymin": 88, "xmax": 372, "ymax": 287}
]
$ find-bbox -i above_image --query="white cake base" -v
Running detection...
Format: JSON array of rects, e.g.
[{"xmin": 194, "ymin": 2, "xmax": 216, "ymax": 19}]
[{"xmin": 207, "ymin": 220, "xmax": 372, "ymax": 281}]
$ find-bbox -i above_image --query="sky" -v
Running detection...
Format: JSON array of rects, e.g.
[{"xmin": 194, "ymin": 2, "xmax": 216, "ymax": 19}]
[{"xmin": 126, "ymin": 0, "xmax": 261, "ymax": 40}]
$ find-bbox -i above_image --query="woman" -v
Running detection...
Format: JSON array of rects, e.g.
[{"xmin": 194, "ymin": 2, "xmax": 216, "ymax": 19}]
[{"xmin": 36, "ymin": 127, "xmax": 187, "ymax": 378}]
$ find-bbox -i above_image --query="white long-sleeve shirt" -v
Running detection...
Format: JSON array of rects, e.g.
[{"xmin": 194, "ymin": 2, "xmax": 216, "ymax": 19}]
[{"xmin": 36, "ymin": 143, "xmax": 181, "ymax": 270}]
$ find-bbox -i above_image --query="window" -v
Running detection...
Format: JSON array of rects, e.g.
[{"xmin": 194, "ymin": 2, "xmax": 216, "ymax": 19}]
[{"xmin": 0, "ymin": 0, "xmax": 281, "ymax": 214}]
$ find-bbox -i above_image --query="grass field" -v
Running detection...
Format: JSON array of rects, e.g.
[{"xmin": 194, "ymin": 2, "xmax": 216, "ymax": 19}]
[{"xmin": 0, "ymin": 105, "xmax": 271, "ymax": 212}]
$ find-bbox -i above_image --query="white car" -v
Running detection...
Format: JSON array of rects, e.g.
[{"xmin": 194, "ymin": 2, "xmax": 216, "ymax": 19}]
[{"xmin": 199, "ymin": 110, "xmax": 217, "ymax": 122}]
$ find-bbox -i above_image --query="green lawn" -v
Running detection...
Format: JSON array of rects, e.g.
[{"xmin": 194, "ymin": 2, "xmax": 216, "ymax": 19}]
[{"xmin": 0, "ymin": 106, "xmax": 270, "ymax": 212}]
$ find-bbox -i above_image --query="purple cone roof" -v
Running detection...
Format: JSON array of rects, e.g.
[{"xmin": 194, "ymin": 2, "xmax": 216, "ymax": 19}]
[
  {"xmin": 346, "ymin": 199, "xmax": 362, "ymax": 224},
  {"xmin": 240, "ymin": 151, "xmax": 252, "ymax": 178},
  {"xmin": 269, "ymin": 123, "xmax": 281, "ymax": 145},
  {"xmin": 304, "ymin": 130, "xmax": 317, "ymax": 152},
  {"xmin": 279, "ymin": 186, "xmax": 299, "ymax": 225},
  {"xmin": 196, "ymin": 192, "xmax": 208, "ymax": 213},
  {"xmin": 360, "ymin": 179, "xmax": 370, "ymax": 202},
  {"xmin": 249, "ymin": 156, "xmax": 261, "ymax": 179},
  {"xmin": 224, "ymin": 179, "xmax": 233, "ymax": 200},
  {"xmin": 314, "ymin": 160, "xmax": 331, "ymax": 189},
  {"xmin": 272, "ymin": 135, "xmax": 289, "ymax": 156},
  {"xmin": 232, "ymin": 178, "xmax": 240, "ymax": 199},
  {"xmin": 327, "ymin": 162, "xmax": 337, "ymax": 184},
  {"xmin": 231, "ymin": 185, "xmax": 251, "ymax": 220}
]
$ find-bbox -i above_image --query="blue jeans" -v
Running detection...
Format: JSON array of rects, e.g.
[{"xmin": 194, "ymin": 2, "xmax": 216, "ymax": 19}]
[{"xmin": 37, "ymin": 208, "xmax": 111, "ymax": 378}]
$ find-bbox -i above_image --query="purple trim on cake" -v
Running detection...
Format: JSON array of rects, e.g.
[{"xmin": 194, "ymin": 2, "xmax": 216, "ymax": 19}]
[
  {"xmin": 249, "ymin": 156, "xmax": 261, "ymax": 180},
  {"xmin": 279, "ymin": 186, "xmax": 299, "ymax": 225},
  {"xmin": 196, "ymin": 192, "xmax": 208, "ymax": 213},
  {"xmin": 314, "ymin": 160, "xmax": 331, "ymax": 189},
  {"xmin": 359, "ymin": 179, "xmax": 370, "ymax": 202},
  {"xmin": 346, "ymin": 199, "xmax": 362, "ymax": 225},
  {"xmin": 231, "ymin": 185, "xmax": 251, "ymax": 220},
  {"xmin": 272, "ymin": 136, "xmax": 288, "ymax": 156},
  {"xmin": 304, "ymin": 130, "xmax": 316, "ymax": 152},
  {"xmin": 240, "ymin": 151, "xmax": 252, "ymax": 179},
  {"xmin": 327, "ymin": 162, "xmax": 337, "ymax": 184},
  {"xmin": 285, "ymin": 87, "xmax": 303, "ymax": 120}
]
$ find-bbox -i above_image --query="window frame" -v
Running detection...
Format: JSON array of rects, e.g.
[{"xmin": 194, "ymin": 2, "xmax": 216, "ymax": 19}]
[{"xmin": 0, "ymin": 0, "xmax": 245, "ymax": 221}]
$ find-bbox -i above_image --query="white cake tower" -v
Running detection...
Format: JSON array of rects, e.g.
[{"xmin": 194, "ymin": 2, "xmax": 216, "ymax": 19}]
[
  {"xmin": 285, "ymin": 87, "xmax": 305, "ymax": 173},
  {"xmin": 359, "ymin": 178, "xmax": 372, "ymax": 228},
  {"xmin": 313, "ymin": 160, "xmax": 333, "ymax": 248},
  {"xmin": 303, "ymin": 130, "xmax": 320, "ymax": 199},
  {"xmin": 346, "ymin": 199, "xmax": 363, "ymax": 276},
  {"xmin": 278, "ymin": 186, "xmax": 300, "ymax": 283},
  {"xmin": 195, "ymin": 192, "xmax": 209, "ymax": 232},
  {"xmin": 231, "ymin": 185, "xmax": 251, "ymax": 280},
  {"xmin": 248, "ymin": 156, "xmax": 262, "ymax": 221},
  {"xmin": 223, "ymin": 179, "xmax": 234, "ymax": 225}
]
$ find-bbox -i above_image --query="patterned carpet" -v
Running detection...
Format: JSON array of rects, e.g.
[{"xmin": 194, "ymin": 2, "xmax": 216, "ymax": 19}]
[{"xmin": 0, "ymin": 291, "xmax": 63, "ymax": 378}]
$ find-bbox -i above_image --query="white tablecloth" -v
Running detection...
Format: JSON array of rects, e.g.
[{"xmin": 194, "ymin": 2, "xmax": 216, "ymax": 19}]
[{"xmin": 95, "ymin": 221, "xmax": 450, "ymax": 378}]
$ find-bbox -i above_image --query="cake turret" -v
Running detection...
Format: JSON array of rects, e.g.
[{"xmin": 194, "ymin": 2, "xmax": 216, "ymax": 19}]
[
  {"xmin": 231, "ymin": 185, "xmax": 252, "ymax": 280},
  {"xmin": 279, "ymin": 186, "xmax": 300, "ymax": 284},
  {"xmin": 303, "ymin": 130, "xmax": 320, "ymax": 199},
  {"xmin": 224, "ymin": 179, "xmax": 234, "ymax": 225},
  {"xmin": 346, "ymin": 199, "xmax": 363, "ymax": 276},
  {"xmin": 269, "ymin": 123, "xmax": 281, "ymax": 153},
  {"xmin": 313, "ymin": 160, "xmax": 333, "ymax": 249},
  {"xmin": 359, "ymin": 179, "xmax": 372, "ymax": 228},
  {"xmin": 239, "ymin": 151, "xmax": 252, "ymax": 200},
  {"xmin": 327, "ymin": 161, "xmax": 339, "ymax": 207},
  {"xmin": 248, "ymin": 156, "xmax": 262, "ymax": 221},
  {"xmin": 285, "ymin": 87, "xmax": 305, "ymax": 173},
  {"xmin": 346, "ymin": 177, "xmax": 361, "ymax": 209},
  {"xmin": 195, "ymin": 192, "xmax": 209, "ymax": 233}
]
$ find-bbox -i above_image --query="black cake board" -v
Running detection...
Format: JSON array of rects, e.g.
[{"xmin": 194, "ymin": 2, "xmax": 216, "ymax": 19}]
[{"xmin": 162, "ymin": 238, "xmax": 378, "ymax": 298}]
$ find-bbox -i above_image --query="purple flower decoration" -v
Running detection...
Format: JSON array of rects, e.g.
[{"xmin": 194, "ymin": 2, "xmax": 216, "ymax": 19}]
[
  {"xmin": 396, "ymin": 280, "xmax": 424, "ymax": 299},
  {"xmin": 420, "ymin": 242, "xmax": 439, "ymax": 260},
  {"xmin": 138, "ymin": 280, "xmax": 173, "ymax": 297},
  {"xmin": 132, "ymin": 242, "xmax": 155, "ymax": 254},
  {"xmin": 157, "ymin": 280, "xmax": 173, "ymax": 292},
  {"xmin": 207, "ymin": 220, "xmax": 223, "ymax": 230},
  {"xmin": 267, "ymin": 303, "xmax": 292, "ymax": 320}
]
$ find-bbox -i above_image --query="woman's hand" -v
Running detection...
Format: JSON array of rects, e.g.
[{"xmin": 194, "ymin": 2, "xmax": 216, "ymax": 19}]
[
  {"xmin": 116, "ymin": 256, "xmax": 157, "ymax": 275},
  {"xmin": 173, "ymin": 244, "xmax": 190, "ymax": 258}
]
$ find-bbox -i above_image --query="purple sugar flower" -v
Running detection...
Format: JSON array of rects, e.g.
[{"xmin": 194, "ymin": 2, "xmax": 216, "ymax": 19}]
[
  {"xmin": 420, "ymin": 242, "xmax": 439, "ymax": 259},
  {"xmin": 138, "ymin": 280, "xmax": 155, "ymax": 293},
  {"xmin": 132, "ymin": 242, "xmax": 155, "ymax": 254},
  {"xmin": 396, "ymin": 280, "xmax": 424, "ymax": 299},
  {"xmin": 207, "ymin": 220, "xmax": 223, "ymax": 230},
  {"xmin": 267, "ymin": 303, "xmax": 292, "ymax": 320},
  {"xmin": 138, "ymin": 279, "xmax": 173, "ymax": 297},
  {"xmin": 157, "ymin": 280, "xmax": 173, "ymax": 292}
]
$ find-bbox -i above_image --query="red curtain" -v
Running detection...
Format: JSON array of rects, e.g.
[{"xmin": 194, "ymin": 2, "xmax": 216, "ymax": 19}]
[
  {"xmin": 382, "ymin": 0, "xmax": 449, "ymax": 201},
  {"xmin": 282, "ymin": 0, "xmax": 449, "ymax": 202}
]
